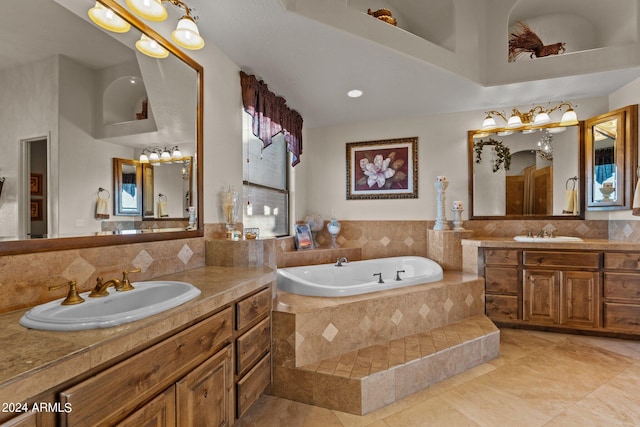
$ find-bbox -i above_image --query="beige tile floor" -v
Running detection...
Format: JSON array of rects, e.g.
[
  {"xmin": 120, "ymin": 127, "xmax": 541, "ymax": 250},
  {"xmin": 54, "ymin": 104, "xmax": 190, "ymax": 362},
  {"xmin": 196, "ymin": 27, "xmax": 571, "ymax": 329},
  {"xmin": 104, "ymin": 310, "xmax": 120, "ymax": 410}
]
[{"xmin": 237, "ymin": 328, "xmax": 640, "ymax": 427}]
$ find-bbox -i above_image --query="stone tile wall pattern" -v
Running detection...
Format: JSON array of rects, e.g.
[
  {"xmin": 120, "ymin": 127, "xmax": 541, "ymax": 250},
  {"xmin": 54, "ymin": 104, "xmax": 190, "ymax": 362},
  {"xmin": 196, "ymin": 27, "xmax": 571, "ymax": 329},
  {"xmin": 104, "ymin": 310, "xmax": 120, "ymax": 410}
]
[{"xmin": 0, "ymin": 237, "xmax": 204, "ymax": 314}]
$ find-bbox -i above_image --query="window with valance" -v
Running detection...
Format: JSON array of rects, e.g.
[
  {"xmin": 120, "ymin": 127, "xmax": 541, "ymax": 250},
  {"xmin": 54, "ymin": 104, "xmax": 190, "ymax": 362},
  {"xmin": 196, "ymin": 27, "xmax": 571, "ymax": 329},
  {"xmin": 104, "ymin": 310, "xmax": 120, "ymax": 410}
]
[{"xmin": 239, "ymin": 71, "xmax": 303, "ymax": 166}]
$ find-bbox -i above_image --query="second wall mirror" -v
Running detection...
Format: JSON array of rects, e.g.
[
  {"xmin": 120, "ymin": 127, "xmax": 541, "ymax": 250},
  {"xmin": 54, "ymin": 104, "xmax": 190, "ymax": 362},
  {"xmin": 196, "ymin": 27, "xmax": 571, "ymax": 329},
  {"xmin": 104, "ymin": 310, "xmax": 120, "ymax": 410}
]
[{"xmin": 585, "ymin": 104, "xmax": 638, "ymax": 210}]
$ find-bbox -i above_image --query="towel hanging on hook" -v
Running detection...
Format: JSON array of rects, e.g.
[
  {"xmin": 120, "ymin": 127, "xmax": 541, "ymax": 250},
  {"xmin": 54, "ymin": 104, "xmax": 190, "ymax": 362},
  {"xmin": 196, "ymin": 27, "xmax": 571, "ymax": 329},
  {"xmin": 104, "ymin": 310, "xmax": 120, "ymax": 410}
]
[
  {"xmin": 158, "ymin": 193, "xmax": 169, "ymax": 217},
  {"xmin": 563, "ymin": 177, "xmax": 579, "ymax": 215},
  {"xmin": 0, "ymin": 177, "xmax": 5, "ymax": 201},
  {"xmin": 632, "ymin": 167, "xmax": 640, "ymax": 216},
  {"xmin": 95, "ymin": 187, "xmax": 110, "ymax": 220}
]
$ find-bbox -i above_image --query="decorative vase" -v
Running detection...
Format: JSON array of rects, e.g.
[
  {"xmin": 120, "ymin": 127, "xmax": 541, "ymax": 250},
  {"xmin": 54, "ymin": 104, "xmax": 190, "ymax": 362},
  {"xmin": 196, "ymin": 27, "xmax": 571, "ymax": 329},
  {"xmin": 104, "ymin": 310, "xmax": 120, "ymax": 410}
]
[
  {"xmin": 327, "ymin": 219, "xmax": 341, "ymax": 248},
  {"xmin": 434, "ymin": 177, "xmax": 449, "ymax": 230},
  {"xmin": 452, "ymin": 208, "xmax": 464, "ymax": 230},
  {"xmin": 222, "ymin": 187, "xmax": 240, "ymax": 240}
]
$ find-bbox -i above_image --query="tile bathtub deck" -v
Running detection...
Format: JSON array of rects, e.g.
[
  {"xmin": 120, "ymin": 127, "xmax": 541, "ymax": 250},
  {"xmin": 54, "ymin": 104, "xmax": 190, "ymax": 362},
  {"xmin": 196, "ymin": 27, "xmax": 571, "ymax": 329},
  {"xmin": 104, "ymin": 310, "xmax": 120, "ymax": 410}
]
[{"xmin": 237, "ymin": 328, "xmax": 640, "ymax": 426}]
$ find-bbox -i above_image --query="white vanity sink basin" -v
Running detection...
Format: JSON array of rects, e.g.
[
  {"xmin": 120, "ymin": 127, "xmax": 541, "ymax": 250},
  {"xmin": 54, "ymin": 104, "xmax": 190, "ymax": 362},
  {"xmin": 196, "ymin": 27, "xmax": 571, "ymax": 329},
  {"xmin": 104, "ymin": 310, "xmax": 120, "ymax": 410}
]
[
  {"xmin": 513, "ymin": 236, "xmax": 583, "ymax": 243},
  {"xmin": 20, "ymin": 281, "xmax": 201, "ymax": 331}
]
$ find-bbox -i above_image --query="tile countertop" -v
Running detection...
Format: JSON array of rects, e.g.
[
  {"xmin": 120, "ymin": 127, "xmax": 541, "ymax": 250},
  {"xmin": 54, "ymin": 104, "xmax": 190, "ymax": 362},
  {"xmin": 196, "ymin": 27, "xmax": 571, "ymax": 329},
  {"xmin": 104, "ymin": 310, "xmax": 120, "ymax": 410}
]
[
  {"xmin": 461, "ymin": 237, "xmax": 640, "ymax": 251},
  {"xmin": 0, "ymin": 266, "xmax": 276, "ymax": 406}
]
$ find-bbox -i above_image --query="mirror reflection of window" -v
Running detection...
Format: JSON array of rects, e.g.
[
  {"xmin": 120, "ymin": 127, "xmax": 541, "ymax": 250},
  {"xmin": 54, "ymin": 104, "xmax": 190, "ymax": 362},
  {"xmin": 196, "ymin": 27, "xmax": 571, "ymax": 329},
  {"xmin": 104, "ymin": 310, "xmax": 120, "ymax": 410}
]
[
  {"xmin": 593, "ymin": 119, "xmax": 618, "ymax": 203},
  {"xmin": 121, "ymin": 164, "xmax": 138, "ymax": 209}
]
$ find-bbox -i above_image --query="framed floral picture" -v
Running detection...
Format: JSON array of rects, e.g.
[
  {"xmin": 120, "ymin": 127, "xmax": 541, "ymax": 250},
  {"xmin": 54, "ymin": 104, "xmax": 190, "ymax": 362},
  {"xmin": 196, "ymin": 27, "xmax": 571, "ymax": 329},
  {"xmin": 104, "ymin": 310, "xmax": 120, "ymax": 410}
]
[{"xmin": 346, "ymin": 137, "xmax": 418, "ymax": 199}]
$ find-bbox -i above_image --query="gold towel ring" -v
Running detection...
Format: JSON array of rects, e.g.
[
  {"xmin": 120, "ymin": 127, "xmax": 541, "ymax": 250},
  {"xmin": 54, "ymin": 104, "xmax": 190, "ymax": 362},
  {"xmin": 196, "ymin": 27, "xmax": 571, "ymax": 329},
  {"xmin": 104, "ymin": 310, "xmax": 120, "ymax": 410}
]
[
  {"xmin": 565, "ymin": 177, "xmax": 578, "ymax": 190},
  {"xmin": 158, "ymin": 193, "xmax": 167, "ymax": 202},
  {"xmin": 97, "ymin": 187, "xmax": 110, "ymax": 200}
]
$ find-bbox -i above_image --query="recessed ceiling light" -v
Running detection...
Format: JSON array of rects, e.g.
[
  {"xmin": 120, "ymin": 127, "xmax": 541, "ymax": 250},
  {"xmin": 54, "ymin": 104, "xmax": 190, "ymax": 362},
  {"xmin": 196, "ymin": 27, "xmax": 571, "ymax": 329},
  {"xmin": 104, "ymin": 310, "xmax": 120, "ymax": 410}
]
[{"xmin": 347, "ymin": 89, "xmax": 363, "ymax": 98}]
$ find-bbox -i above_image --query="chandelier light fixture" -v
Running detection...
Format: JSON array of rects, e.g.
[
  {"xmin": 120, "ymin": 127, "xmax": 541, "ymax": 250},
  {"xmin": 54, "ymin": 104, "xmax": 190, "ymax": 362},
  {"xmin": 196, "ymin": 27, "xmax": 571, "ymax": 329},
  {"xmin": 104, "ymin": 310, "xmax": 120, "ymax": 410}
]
[
  {"xmin": 481, "ymin": 101, "xmax": 578, "ymax": 131},
  {"xmin": 88, "ymin": 0, "xmax": 204, "ymax": 59}
]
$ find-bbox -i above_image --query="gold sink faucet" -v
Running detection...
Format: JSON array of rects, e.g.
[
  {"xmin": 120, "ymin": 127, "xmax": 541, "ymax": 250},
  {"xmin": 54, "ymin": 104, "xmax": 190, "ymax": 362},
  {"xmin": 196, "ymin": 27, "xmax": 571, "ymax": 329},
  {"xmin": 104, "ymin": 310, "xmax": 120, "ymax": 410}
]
[
  {"xmin": 49, "ymin": 280, "xmax": 84, "ymax": 305},
  {"xmin": 89, "ymin": 268, "xmax": 141, "ymax": 297}
]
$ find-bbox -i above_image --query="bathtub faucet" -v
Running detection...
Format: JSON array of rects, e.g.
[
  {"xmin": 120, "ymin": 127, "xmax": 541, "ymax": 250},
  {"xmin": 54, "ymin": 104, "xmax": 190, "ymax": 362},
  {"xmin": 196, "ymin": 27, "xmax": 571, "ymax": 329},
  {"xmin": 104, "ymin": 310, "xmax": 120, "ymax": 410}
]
[
  {"xmin": 373, "ymin": 272, "xmax": 384, "ymax": 283},
  {"xmin": 335, "ymin": 257, "xmax": 349, "ymax": 267},
  {"xmin": 395, "ymin": 270, "xmax": 405, "ymax": 281}
]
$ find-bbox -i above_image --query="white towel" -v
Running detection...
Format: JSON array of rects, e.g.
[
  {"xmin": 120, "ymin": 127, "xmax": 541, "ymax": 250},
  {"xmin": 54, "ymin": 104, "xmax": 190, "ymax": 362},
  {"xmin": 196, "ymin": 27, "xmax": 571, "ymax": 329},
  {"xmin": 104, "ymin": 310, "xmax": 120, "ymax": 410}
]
[
  {"xmin": 158, "ymin": 200, "xmax": 168, "ymax": 217},
  {"xmin": 633, "ymin": 177, "xmax": 640, "ymax": 216},
  {"xmin": 95, "ymin": 198, "xmax": 109, "ymax": 219},
  {"xmin": 562, "ymin": 189, "xmax": 576, "ymax": 214}
]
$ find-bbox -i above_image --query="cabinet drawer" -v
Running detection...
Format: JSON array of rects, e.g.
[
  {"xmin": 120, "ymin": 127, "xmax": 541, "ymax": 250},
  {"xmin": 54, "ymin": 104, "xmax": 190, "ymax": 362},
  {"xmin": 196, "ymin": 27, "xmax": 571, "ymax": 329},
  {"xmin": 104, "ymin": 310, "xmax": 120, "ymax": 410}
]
[
  {"xmin": 236, "ymin": 354, "xmax": 271, "ymax": 418},
  {"xmin": 236, "ymin": 317, "xmax": 271, "ymax": 376},
  {"xmin": 523, "ymin": 251, "xmax": 600, "ymax": 269},
  {"xmin": 605, "ymin": 252, "xmax": 640, "ymax": 270},
  {"xmin": 604, "ymin": 272, "xmax": 640, "ymax": 301},
  {"xmin": 236, "ymin": 287, "xmax": 271, "ymax": 331},
  {"xmin": 604, "ymin": 303, "xmax": 640, "ymax": 332},
  {"xmin": 485, "ymin": 267, "xmax": 518, "ymax": 294},
  {"xmin": 485, "ymin": 249, "xmax": 519, "ymax": 266},
  {"xmin": 60, "ymin": 307, "xmax": 233, "ymax": 427},
  {"xmin": 485, "ymin": 295, "xmax": 518, "ymax": 321}
]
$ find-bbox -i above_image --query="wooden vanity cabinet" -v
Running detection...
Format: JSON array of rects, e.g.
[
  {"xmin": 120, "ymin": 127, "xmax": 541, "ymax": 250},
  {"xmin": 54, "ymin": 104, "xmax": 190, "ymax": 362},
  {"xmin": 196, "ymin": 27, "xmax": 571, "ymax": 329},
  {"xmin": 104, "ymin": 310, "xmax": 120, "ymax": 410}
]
[
  {"xmin": 603, "ymin": 252, "xmax": 640, "ymax": 333},
  {"xmin": 522, "ymin": 251, "xmax": 600, "ymax": 328},
  {"xmin": 60, "ymin": 308, "xmax": 234, "ymax": 427},
  {"xmin": 234, "ymin": 287, "xmax": 272, "ymax": 418},
  {"xmin": 484, "ymin": 249, "xmax": 520, "ymax": 321}
]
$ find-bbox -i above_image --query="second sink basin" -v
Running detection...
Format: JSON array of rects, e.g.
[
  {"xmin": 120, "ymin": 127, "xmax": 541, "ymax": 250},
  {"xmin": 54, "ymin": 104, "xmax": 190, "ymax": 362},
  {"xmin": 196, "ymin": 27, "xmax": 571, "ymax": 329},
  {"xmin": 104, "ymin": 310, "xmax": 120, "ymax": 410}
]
[
  {"xmin": 20, "ymin": 281, "xmax": 201, "ymax": 331},
  {"xmin": 513, "ymin": 236, "xmax": 584, "ymax": 243}
]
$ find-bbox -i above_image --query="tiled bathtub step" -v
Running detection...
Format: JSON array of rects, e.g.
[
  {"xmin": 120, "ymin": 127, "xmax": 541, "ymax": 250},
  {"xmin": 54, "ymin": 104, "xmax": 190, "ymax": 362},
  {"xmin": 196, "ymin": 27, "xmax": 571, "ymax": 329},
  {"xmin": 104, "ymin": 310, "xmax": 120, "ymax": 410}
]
[{"xmin": 270, "ymin": 315, "xmax": 500, "ymax": 415}]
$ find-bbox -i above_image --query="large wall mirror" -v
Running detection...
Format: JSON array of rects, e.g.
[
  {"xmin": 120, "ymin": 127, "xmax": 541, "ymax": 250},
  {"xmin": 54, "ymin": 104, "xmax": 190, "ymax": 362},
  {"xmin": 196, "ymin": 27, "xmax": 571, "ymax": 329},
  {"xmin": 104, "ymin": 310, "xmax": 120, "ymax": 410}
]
[
  {"xmin": 585, "ymin": 105, "xmax": 638, "ymax": 210},
  {"xmin": 0, "ymin": 0, "xmax": 203, "ymax": 255},
  {"xmin": 468, "ymin": 123, "xmax": 585, "ymax": 219}
]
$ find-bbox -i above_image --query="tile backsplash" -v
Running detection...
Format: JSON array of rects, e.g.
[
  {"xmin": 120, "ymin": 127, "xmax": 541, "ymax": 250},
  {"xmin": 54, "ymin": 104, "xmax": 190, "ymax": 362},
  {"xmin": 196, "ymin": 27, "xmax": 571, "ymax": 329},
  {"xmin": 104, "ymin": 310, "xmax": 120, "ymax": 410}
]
[
  {"xmin": 1, "ymin": 218, "xmax": 637, "ymax": 315},
  {"xmin": 0, "ymin": 237, "xmax": 204, "ymax": 314}
]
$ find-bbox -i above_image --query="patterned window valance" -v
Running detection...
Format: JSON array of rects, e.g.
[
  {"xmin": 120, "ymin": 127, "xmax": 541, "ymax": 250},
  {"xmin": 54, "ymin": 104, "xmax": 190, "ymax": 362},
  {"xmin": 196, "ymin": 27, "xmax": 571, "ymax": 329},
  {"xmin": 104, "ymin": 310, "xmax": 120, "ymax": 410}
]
[{"xmin": 240, "ymin": 71, "xmax": 304, "ymax": 166}]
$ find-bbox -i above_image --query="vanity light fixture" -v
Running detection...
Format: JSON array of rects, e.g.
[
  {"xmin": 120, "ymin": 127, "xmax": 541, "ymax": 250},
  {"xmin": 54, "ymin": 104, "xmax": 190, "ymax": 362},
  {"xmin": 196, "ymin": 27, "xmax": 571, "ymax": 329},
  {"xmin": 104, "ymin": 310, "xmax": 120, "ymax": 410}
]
[
  {"xmin": 135, "ymin": 34, "xmax": 169, "ymax": 58},
  {"xmin": 89, "ymin": 0, "xmax": 204, "ymax": 59},
  {"xmin": 125, "ymin": 0, "xmax": 204, "ymax": 50},
  {"xmin": 88, "ymin": 2, "xmax": 131, "ymax": 33},
  {"xmin": 481, "ymin": 101, "xmax": 578, "ymax": 131},
  {"xmin": 140, "ymin": 146, "xmax": 188, "ymax": 165}
]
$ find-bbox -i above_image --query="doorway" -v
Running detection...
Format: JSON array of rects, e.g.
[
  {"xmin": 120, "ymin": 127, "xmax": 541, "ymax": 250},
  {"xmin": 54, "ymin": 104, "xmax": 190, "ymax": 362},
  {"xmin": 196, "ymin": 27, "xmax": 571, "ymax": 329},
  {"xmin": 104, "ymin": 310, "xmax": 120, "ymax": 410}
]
[{"xmin": 21, "ymin": 136, "xmax": 49, "ymax": 238}]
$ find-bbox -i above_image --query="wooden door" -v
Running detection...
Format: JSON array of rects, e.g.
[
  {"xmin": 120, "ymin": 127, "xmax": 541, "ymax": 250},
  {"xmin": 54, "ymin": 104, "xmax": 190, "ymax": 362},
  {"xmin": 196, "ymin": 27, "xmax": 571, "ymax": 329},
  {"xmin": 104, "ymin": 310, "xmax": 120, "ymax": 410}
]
[
  {"xmin": 561, "ymin": 271, "xmax": 600, "ymax": 328},
  {"xmin": 176, "ymin": 345, "xmax": 233, "ymax": 427},
  {"xmin": 523, "ymin": 269, "xmax": 559, "ymax": 324}
]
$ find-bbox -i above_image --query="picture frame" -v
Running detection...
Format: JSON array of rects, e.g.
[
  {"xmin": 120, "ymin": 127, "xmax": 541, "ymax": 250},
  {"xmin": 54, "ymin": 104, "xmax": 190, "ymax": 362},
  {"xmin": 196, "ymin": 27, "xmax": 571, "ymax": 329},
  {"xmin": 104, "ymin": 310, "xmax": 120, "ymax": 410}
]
[
  {"xmin": 294, "ymin": 223, "xmax": 314, "ymax": 250},
  {"xmin": 30, "ymin": 199, "xmax": 43, "ymax": 221},
  {"xmin": 346, "ymin": 137, "xmax": 418, "ymax": 200},
  {"xmin": 30, "ymin": 173, "xmax": 43, "ymax": 195}
]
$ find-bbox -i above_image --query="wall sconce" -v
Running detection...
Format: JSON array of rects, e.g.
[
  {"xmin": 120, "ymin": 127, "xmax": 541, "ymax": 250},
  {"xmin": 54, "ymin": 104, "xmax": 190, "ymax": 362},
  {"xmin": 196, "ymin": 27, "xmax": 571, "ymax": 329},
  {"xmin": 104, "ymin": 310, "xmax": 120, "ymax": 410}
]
[
  {"xmin": 481, "ymin": 101, "xmax": 578, "ymax": 131},
  {"xmin": 139, "ymin": 146, "xmax": 186, "ymax": 165},
  {"xmin": 88, "ymin": 0, "xmax": 204, "ymax": 59}
]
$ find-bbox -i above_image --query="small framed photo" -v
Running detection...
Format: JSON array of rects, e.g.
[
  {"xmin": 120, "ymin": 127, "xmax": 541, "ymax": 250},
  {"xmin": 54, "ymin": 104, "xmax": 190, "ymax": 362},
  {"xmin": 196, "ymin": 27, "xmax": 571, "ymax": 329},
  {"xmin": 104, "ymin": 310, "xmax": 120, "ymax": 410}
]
[
  {"xmin": 30, "ymin": 173, "xmax": 43, "ymax": 195},
  {"xmin": 30, "ymin": 199, "xmax": 43, "ymax": 221},
  {"xmin": 294, "ymin": 224, "xmax": 314, "ymax": 250}
]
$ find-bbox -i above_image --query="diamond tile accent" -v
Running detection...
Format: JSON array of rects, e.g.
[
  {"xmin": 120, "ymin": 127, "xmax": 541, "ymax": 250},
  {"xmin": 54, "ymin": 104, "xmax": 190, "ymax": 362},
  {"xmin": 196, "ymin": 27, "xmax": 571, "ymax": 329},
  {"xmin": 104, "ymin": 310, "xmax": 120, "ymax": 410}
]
[
  {"xmin": 624, "ymin": 223, "xmax": 634, "ymax": 238},
  {"xmin": 133, "ymin": 250, "xmax": 154, "ymax": 272},
  {"xmin": 419, "ymin": 303, "xmax": 430, "ymax": 318},
  {"xmin": 295, "ymin": 331, "xmax": 305, "ymax": 350},
  {"xmin": 359, "ymin": 315, "xmax": 372, "ymax": 332},
  {"xmin": 178, "ymin": 244, "xmax": 193, "ymax": 265},
  {"xmin": 576, "ymin": 223, "xmax": 591, "ymax": 235},
  {"xmin": 62, "ymin": 257, "xmax": 96, "ymax": 284},
  {"xmin": 380, "ymin": 236, "xmax": 391, "ymax": 247},
  {"xmin": 465, "ymin": 293, "xmax": 474, "ymax": 307},
  {"xmin": 444, "ymin": 298, "xmax": 454, "ymax": 313},
  {"xmin": 390, "ymin": 309, "xmax": 403, "ymax": 325},
  {"xmin": 403, "ymin": 236, "xmax": 415, "ymax": 247},
  {"xmin": 322, "ymin": 323, "xmax": 339, "ymax": 342}
]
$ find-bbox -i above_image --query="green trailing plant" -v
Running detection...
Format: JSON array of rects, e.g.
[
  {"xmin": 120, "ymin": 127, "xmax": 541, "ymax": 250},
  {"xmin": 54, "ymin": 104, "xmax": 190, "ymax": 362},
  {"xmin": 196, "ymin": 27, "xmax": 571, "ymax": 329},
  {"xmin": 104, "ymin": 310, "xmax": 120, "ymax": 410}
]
[{"xmin": 474, "ymin": 139, "xmax": 511, "ymax": 172}]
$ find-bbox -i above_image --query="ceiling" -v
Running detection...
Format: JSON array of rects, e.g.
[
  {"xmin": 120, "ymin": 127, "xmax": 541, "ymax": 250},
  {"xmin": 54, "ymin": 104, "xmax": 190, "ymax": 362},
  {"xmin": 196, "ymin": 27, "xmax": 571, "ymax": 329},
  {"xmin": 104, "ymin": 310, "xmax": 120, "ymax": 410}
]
[
  {"xmin": 5, "ymin": 0, "xmax": 640, "ymax": 130},
  {"xmin": 195, "ymin": 0, "xmax": 640, "ymax": 128}
]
